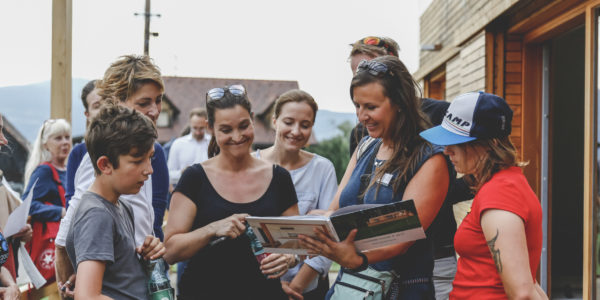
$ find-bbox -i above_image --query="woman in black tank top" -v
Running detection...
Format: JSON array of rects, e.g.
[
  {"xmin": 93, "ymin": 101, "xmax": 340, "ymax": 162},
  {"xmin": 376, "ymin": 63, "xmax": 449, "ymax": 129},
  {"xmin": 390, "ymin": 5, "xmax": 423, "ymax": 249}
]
[{"xmin": 163, "ymin": 85, "xmax": 300, "ymax": 300}]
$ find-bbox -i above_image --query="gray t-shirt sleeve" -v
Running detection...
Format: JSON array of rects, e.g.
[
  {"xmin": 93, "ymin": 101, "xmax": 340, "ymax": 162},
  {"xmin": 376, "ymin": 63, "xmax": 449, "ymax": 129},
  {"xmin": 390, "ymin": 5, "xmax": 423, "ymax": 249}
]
[{"xmin": 73, "ymin": 207, "xmax": 115, "ymax": 268}]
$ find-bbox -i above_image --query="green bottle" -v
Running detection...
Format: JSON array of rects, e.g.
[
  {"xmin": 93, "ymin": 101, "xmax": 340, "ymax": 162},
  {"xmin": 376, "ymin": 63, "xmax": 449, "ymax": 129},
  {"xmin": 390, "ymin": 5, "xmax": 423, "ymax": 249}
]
[{"xmin": 146, "ymin": 258, "xmax": 174, "ymax": 300}]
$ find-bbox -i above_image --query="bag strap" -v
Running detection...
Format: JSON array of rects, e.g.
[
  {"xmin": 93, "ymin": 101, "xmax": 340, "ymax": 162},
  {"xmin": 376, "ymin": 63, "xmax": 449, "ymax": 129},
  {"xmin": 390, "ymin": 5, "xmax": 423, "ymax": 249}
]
[
  {"xmin": 41, "ymin": 162, "xmax": 66, "ymax": 207},
  {"xmin": 356, "ymin": 137, "xmax": 377, "ymax": 161},
  {"xmin": 357, "ymin": 140, "xmax": 382, "ymax": 205}
]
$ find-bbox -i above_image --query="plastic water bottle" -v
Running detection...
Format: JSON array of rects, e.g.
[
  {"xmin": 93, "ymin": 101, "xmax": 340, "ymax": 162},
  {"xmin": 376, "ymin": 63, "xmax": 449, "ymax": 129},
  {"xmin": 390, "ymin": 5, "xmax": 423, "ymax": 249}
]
[
  {"xmin": 245, "ymin": 225, "xmax": 269, "ymax": 263},
  {"xmin": 146, "ymin": 258, "xmax": 174, "ymax": 300}
]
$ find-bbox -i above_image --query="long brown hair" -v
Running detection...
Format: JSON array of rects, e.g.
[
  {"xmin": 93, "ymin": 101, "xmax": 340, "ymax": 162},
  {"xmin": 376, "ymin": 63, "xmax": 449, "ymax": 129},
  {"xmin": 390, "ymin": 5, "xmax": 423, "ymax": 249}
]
[
  {"xmin": 350, "ymin": 55, "xmax": 432, "ymax": 195},
  {"xmin": 460, "ymin": 136, "xmax": 526, "ymax": 192}
]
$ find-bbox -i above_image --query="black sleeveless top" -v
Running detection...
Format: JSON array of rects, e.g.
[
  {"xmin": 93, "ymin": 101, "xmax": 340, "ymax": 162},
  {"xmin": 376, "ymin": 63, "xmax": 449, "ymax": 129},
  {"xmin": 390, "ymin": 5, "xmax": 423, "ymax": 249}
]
[{"xmin": 175, "ymin": 164, "xmax": 298, "ymax": 300}]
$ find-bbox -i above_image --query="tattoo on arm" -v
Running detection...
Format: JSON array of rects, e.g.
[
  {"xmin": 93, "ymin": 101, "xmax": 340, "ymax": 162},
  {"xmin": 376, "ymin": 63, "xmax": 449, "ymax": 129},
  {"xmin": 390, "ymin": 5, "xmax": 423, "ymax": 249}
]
[{"xmin": 486, "ymin": 229, "xmax": 502, "ymax": 273}]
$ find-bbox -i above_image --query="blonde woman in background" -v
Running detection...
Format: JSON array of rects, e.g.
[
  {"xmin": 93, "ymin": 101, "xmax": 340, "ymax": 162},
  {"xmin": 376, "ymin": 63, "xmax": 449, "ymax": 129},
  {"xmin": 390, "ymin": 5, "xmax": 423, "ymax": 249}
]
[
  {"xmin": 23, "ymin": 119, "xmax": 71, "ymax": 221},
  {"xmin": 22, "ymin": 118, "xmax": 71, "ymax": 285}
]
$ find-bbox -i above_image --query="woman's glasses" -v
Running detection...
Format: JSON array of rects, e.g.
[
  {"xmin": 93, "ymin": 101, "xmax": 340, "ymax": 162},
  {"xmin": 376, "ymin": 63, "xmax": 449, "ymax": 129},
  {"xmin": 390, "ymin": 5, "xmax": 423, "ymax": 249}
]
[
  {"xmin": 356, "ymin": 60, "xmax": 391, "ymax": 77},
  {"xmin": 206, "ymin": 85, "xmax": 246, "ymax": 102}
]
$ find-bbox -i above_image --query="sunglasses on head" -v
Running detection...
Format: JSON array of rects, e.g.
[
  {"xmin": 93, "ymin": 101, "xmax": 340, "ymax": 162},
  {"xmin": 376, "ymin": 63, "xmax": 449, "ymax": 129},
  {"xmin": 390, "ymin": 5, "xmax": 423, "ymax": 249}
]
[
  {"xmin": 206, "ymin": 85, "xmax": 246, "ymax": 102},
  {"xmin": 356, "ymin": 60, "xmax": 392, "ymax": 77},
  {"xmin": 359, "ymin": 37, "xmax": 394, "ymax": 55},
  {"xmin": 41, "ymin": 119, "xmax": 57, "ymax": 138}
]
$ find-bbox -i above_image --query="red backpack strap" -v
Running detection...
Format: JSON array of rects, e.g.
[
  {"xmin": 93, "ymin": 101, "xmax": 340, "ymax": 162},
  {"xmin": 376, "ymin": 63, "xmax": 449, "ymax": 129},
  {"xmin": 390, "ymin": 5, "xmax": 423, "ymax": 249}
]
[{"xmin": 41, "ymin": 162, "xmax": 66, "ymax": 207}]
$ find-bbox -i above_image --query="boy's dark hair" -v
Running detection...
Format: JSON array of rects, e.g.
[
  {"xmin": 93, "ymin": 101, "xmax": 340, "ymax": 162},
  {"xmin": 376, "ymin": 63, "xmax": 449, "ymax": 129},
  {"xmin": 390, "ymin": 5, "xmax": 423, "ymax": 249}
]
[
  {"xmin": 81, "ymin": 80, "xmax": 97, "ymax": 112},
  {"xmin": 86, "ymin": 104, "xmax": 157, "ymax": 175}
]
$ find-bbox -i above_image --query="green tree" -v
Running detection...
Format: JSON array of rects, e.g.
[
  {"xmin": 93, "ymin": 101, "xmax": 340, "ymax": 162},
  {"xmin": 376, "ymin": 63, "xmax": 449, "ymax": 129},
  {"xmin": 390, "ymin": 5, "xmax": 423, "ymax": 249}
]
[{"xmin": 306, "ymin": 121, "xmax": 354, "ymax": 183}]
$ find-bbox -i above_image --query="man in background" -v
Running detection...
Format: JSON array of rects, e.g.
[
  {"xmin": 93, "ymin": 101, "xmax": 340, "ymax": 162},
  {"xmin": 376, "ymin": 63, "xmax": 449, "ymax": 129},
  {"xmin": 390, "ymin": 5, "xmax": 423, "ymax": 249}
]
[
  {"xmin": 166, "ymin": 107, "xmax": 211, "ymax": 285},
  {"xmin": 167, "ymin": 108, "xmax": 211, "ymax": 186}
]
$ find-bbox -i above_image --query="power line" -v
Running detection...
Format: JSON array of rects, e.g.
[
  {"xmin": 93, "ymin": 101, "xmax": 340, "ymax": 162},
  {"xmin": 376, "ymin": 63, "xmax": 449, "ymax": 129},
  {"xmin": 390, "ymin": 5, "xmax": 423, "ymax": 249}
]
[{"xmin": 134, "ymin": 0, "xmax": 161, "ymax": 56}]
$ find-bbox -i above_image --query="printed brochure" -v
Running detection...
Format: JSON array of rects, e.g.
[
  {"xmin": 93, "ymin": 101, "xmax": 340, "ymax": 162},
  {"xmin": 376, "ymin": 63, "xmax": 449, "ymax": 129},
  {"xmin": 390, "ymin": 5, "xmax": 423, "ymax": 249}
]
[{"xmin": 245, "ymin": 200, "xmax": 425, "ymax": 255}]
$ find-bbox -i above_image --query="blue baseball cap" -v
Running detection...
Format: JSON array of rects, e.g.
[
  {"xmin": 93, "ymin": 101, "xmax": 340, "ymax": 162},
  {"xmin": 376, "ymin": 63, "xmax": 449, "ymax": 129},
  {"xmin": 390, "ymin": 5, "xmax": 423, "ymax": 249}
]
[{"xmin": 419, "ymin": 91, "xmax": 512, "ymax": 146}]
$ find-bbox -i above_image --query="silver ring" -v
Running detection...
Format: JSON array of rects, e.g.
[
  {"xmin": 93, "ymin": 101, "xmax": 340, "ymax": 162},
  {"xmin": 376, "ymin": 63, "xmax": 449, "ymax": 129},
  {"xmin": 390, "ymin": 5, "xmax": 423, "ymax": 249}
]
[{"xmin": 64, "ymin": 280, "xmax": 72, "ymax": 286}]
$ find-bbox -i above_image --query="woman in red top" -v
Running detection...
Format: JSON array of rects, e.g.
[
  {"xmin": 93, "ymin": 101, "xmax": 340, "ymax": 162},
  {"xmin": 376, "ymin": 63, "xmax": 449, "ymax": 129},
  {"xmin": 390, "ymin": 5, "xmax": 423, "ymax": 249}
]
[{"xmin": 420, "ymin": 92, "xmax": 547, "ymax": 299}]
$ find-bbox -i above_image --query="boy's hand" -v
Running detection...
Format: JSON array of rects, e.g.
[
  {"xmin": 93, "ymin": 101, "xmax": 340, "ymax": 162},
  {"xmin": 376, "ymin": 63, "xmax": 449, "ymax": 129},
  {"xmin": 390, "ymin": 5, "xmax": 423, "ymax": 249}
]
[
  {"xmin": 58, "ymin": 274, "xmax": 76, "ymax": 299},
  {"xmin": 137, "ymin": 236, "xmax": 166, "ymax": 260}
]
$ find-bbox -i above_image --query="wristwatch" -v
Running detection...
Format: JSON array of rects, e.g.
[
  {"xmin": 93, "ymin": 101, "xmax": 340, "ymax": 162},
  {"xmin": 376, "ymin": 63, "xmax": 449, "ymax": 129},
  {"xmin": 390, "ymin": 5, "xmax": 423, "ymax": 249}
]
[{"xmin": 351, "ymin": 252, "xmax": 369, "ymax": 272}]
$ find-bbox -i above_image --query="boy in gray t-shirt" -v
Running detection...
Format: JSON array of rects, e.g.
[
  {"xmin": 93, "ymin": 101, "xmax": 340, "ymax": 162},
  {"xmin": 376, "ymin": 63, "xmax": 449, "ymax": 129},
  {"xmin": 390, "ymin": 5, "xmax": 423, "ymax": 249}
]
[
  {"xmin": 66, "ymin": 192, "xmax": 148, "ymax": 299},
  {"xmin": 65, "ymin": 104, "xmax": 165, "ymax": 299}
]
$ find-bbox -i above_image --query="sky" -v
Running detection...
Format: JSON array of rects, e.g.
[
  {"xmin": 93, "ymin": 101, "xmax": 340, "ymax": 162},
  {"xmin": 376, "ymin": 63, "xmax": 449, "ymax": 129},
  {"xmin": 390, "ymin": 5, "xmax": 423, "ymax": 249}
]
[{"xmin": 0, "ymin": 0, "xmax": 432, "ymax": 113}]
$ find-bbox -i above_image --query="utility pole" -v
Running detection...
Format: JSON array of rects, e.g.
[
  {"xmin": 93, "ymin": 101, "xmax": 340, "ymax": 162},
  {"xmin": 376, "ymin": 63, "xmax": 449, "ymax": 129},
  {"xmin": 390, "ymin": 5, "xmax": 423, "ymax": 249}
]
[
  {"xmin": 143, "ymin": 0, "xmax": 150, "ymax": 55},
  {"xmin": 134, "ymin": 0, "xmax": 160, "ymax": 56},
  {"xmin": 51, "ymin": 0, "xmax": 72, "ymax": 122}
]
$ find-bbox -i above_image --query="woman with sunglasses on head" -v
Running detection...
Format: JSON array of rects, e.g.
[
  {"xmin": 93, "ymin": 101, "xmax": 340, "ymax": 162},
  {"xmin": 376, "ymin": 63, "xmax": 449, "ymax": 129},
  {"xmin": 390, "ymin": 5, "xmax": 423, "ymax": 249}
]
[
  {"xmin": 299, "ymin": 55, "xmax": 451, "ymax": 299},
  {"xmin": 22, "ymin": 118, "xmax": 72, "ymax": 285},
  {"xmin": 420, "ymin": 92, "xmax": 547, "ymax": 299},
  {"xmin": 349, "ymin": 36, "xmax": 467, "ymax": 300},
  {"xmin": 254, "ymin": 89, "xmax": 338, "ymax": 300},
  {"xmin": 164, "ymin": 85, "xmax": 301, "ymax": 300}
]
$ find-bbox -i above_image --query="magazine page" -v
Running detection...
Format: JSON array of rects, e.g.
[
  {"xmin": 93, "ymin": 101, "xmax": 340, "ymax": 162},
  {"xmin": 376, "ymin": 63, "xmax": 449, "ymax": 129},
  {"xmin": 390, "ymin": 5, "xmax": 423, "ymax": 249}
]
[
  {"xmin": 245, "ymin": 215, "xmax": 338, "ymax": 255},
  {"xmin": 330, "ymin": 199, "xmax": 426, "ymax": 252}
]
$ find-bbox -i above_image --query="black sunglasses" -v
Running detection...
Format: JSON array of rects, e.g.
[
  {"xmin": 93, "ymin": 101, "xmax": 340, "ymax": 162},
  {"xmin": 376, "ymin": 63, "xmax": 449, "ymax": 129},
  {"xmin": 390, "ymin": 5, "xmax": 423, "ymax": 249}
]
[
  {"xmin": 356, "ymin": 60, "xmax": 392, "ymax": 77},
  {"xmin": 206, "ymin": 85, "xmax": 246, "ymax": 102}
]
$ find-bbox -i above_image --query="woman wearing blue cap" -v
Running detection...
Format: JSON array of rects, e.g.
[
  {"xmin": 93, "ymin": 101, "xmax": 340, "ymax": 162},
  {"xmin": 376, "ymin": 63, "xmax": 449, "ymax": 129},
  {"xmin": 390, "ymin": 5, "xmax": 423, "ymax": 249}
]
[{"xmin": 420, "ymin": 92, "xmax": 547, "ymax": 299}]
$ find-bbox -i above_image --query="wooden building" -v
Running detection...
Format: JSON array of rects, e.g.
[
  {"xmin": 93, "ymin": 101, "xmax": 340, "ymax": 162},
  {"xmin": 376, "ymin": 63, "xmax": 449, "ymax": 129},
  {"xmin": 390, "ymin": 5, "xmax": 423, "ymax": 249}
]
[{"xmin": 416, "ymin": 0, "xmax": 600, "ymax": 298}]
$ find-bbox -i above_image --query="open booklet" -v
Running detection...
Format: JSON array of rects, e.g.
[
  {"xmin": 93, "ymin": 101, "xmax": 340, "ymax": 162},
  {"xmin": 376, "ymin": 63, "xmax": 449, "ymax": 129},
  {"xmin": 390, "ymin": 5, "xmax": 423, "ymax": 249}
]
[{"xmin": 245, "ymin": 200, "xmax": 425, "ymax": 255}]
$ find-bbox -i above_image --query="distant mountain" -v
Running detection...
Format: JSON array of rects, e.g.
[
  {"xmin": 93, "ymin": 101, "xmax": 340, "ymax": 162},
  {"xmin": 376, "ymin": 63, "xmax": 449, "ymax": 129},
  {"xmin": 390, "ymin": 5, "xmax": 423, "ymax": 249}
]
[
  {"xmin": 0, "ymin": 80, "xmax": 357, "ymax": 143},
  {"xmin": 0, "ymin": 79, "xmax": 90, "ymax": 142},
  {"xmin": 313, "ymin": 110, "xmax": 357, "ymax": 141}
]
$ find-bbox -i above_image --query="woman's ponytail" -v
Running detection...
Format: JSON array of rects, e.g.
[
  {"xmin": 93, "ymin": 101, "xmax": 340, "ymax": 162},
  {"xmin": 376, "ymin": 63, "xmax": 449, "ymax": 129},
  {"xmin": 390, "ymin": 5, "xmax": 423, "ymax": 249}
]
[{"xmin": 208, "ymin": 135, "xmax": 219, "ymax": 158}]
